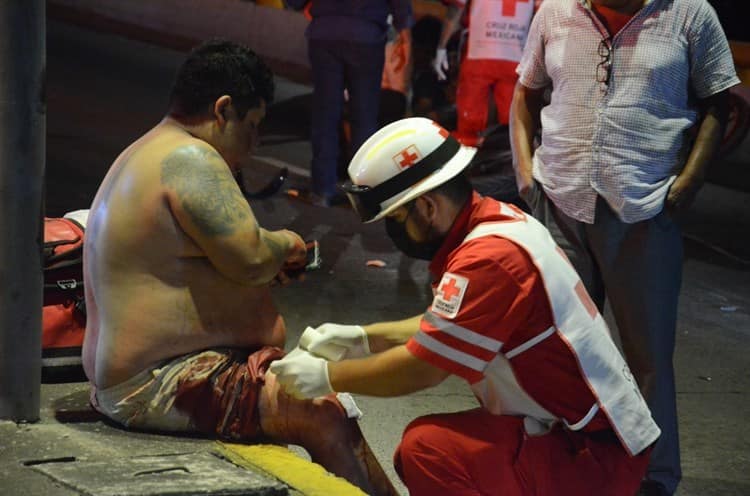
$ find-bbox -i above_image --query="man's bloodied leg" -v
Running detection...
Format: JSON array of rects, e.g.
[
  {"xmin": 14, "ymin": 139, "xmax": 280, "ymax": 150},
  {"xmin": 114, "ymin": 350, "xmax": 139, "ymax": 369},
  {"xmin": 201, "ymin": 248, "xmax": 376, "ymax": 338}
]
[
  {"xmin": 167, "ymin": 347, "xmax": 397, "ymax": 495},
  {"xmin": 258, "ymin": 371, "xmax": 398, "ymax": 496}
]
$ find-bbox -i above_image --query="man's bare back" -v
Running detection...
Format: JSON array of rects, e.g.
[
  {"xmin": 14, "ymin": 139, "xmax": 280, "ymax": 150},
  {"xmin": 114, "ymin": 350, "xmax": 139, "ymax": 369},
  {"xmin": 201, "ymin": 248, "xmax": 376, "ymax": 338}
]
[
  {"xmin": 80, "ymin": 41, "xmax": 399, "ymax": 495},
  {"xmin": 83, "ymin": 120, "xmax": 286, "ymax": 389}
]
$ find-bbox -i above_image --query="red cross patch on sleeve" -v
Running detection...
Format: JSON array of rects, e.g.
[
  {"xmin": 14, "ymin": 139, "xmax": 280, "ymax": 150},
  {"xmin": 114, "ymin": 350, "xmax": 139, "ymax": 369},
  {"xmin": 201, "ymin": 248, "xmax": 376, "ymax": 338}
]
[{"xmin": 431, "ymin": 272, "xmax": 469, "ymax": 319}]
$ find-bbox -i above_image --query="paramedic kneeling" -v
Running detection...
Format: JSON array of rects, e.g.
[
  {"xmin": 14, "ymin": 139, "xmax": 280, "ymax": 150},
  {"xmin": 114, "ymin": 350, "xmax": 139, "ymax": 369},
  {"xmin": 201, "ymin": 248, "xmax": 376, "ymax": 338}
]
[
  {"xmin": 270, "ymin": 117, "xmax": 660, "ymax": 496},
  {"xmin": 82, "ymin": 39, "xmax": 396, "ymax": 496}
]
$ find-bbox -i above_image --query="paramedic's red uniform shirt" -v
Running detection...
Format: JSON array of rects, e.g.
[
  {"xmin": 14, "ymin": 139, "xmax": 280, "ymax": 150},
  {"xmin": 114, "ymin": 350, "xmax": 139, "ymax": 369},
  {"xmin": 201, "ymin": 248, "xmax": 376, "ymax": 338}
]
[{"xmin": 406, "ymin": 192, "xmax": 610, "ymax": 431}]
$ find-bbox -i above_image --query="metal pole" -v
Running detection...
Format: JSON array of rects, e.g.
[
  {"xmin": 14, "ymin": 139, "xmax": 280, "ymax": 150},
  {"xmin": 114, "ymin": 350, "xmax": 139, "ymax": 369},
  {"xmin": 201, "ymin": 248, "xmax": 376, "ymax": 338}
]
[{"xmin": 0, "ymin": 1, "xmax": 46, "ymax": 422}]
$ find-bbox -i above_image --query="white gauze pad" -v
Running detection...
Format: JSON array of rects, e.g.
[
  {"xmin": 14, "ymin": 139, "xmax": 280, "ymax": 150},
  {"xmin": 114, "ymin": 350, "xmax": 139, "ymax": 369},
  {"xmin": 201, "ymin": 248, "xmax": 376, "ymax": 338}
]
[{"xmin": 336, "ymin": 392, "xmax": 363, "ymax": 419}]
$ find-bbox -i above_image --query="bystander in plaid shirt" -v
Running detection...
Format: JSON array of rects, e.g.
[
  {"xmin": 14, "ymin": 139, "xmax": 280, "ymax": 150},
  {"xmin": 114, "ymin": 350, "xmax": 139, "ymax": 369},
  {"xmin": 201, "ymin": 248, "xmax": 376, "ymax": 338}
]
[{"xmin": 516, "ymin": 0, "xmax": 739, "ymax": 224}]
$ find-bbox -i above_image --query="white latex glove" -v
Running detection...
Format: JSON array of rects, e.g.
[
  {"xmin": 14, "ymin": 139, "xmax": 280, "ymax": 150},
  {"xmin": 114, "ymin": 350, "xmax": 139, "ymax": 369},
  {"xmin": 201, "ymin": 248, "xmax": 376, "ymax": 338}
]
[
  {"xmin": 298, "ymin": 323, "xmax": 370, "ymax": 361},
  {"xmin": 432, "ymin": 48, "xmax": 449, "ymax": 81},
  {"xmin": 268, "ymin": 348, "xmax": 333, "ymax": 399}
]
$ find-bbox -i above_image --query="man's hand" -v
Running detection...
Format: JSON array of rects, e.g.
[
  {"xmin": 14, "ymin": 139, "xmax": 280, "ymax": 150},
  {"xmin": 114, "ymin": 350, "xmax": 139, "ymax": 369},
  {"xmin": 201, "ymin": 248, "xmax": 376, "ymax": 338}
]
[
  {"xmin": 664, "ymin": 90, "xmax": 727, "ymax": 215},
  {"xmin": 268, "ymin": 348, "xmax": 333, "ymax": 399},
  {"xmin": 299, "ymin": 323, "xmax": 370, "ymax": 361},
  {"xmin": 283, "ymin": 230, "xmax": 307, "ymax": 265},
  {"xmin": 666, "ymin": 173, "xmax": 704, "ymax": 214},
  {"xmin": 516, "ymin": 172, "xmax": 537, "ymax": 202},
  {"xmin": 511, "ymin": 83, "xmax": 546, "ymax": 208},
  {"xmin": 272, "ymin": 230, "xmax": 307, "ymax": 286},
  {"xmin": 433, "ymin": 48, "xmax": 449, "ymax": 81}
]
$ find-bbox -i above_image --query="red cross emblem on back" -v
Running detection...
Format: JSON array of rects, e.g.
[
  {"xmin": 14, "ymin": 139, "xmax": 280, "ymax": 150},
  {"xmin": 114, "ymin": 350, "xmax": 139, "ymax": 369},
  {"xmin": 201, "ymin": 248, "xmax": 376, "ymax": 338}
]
[
  {"xmin": 502, "ymin": 0, "xmax": 530, "ymax": 17},
  {"xmin": 393, "ymin": 145, "xmax": 420, "ymax": 169},
  {"xmin": 440, "ymin": 277, "xmax": 461, "ymax": 300}
]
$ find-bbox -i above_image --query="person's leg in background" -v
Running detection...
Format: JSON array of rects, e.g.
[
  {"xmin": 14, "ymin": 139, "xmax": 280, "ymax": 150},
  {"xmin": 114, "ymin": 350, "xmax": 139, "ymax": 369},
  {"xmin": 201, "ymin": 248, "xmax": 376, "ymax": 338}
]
[
  {"xmin": 453, "ymin": 58, "xmax": 493, "ymax": 147},
  {"xmin": 341, "ymin": 87, "xmax": 406, "ymax": 180},
  {"xmin": 309, "ymin": 39, "xmax": 345, "ymax": 204},
  {"xmin": 586, "ymin": 199, "xmax": 683, "ymax": 495},
  {"xmin": 378, "ymin": 89, "xmax": 408, "ymax": 127},
  {"xmin": 491, "ymin": 60, "xmax": 520, "ymax": 127},
  {"xmin": 345, "ymin": 41, "xmax": 386, "ymax": 162}
]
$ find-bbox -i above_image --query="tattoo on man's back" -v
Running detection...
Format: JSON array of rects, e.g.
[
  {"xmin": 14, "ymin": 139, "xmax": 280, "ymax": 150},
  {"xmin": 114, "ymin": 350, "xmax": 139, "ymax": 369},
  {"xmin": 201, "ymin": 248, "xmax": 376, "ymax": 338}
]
[{"xmin": 161, "ymin": 146, "xmax": 248, "ymax": 236}]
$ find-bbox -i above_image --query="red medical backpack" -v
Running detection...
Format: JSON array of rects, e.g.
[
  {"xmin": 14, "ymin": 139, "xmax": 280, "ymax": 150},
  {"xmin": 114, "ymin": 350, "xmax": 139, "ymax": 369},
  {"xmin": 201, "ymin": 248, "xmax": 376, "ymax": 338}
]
[{"xmin": 42, "ymin": 217, "xmax": 86, "ymax": 377}]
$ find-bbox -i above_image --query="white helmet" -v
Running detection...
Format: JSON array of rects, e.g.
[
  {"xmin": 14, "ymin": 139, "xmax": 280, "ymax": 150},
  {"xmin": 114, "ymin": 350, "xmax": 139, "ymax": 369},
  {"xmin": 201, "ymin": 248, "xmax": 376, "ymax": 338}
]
[{"xmin": 342, "ymin": 117, "xmax": 477, "ymax": 223}]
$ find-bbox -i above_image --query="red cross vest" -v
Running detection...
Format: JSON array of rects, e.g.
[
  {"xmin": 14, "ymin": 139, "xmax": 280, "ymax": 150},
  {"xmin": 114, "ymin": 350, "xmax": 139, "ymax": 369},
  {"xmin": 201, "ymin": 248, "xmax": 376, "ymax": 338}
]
[
  {"xmin": 462, "ymin": 209, "xmax": 660, "ymax": 456},
  {"xmin": 467, "ymin": 0, "xmax": 535, "ymax": 61}
]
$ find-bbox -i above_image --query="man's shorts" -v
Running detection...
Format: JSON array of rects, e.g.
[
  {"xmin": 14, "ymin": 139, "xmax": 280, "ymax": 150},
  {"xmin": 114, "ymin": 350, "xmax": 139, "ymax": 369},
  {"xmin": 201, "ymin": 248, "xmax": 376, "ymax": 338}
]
[{"xmin": 92, "ymin": 347, "xmax": 284, "ymax": 440}]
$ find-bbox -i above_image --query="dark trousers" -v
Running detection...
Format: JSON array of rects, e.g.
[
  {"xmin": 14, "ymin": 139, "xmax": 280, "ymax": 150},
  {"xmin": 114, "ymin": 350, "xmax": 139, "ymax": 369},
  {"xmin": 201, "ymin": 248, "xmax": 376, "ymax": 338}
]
[{"xmin": 308, "ymin": 38, "xmax": 385, "ymax": 198}]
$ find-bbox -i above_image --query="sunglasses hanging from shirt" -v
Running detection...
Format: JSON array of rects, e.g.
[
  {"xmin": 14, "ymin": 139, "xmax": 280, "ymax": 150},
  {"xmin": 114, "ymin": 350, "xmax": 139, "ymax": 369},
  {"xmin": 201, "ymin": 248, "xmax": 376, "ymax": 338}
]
[{"xmin": 597, "ymin": 37, "xmax": 613, "ymax": 88}]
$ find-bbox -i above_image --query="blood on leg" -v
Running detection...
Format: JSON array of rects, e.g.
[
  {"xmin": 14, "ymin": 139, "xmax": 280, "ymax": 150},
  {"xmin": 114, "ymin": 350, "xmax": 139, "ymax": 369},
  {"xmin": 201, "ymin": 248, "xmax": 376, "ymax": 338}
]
[{"xmin": 258, "ymin": 371, "xmax": 399, "ymax": 496}]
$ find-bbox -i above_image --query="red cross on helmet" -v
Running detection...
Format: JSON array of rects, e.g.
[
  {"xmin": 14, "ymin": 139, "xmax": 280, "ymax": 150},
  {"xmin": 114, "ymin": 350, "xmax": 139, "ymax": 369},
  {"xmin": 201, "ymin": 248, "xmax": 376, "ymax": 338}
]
[{"xmin": 341, "ymin": 117, "xmax": 477, "ymax": 223}]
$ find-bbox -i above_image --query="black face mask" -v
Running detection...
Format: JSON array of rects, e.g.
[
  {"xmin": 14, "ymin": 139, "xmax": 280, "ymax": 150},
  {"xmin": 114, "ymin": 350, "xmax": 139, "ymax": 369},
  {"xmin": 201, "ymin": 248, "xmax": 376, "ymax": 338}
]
[{"xmin": 385, "ymin": 207, "xmax": 444, "ymax": 261}]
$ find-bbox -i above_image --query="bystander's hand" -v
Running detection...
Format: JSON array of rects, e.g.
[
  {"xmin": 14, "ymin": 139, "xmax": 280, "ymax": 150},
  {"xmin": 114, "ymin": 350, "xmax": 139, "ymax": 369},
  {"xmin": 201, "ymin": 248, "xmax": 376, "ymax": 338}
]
[
  {"xmin": 433, "ymin": 48, "xmax": 449, "ymax": 81},
  {"xmin": 516, "ymin": 167, "xmax": 538, "ymax": 205},
  {"xmin": 666, "ymin": 173, "xmax": 704, "ymax": 214}
]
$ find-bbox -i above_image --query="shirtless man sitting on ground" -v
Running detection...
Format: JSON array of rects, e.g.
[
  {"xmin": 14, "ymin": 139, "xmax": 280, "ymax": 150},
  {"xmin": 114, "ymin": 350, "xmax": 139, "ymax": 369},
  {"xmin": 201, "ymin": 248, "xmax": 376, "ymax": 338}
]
[{"xmin": 82, "ymin": 39, "xmax": 395, "ymax": 496}]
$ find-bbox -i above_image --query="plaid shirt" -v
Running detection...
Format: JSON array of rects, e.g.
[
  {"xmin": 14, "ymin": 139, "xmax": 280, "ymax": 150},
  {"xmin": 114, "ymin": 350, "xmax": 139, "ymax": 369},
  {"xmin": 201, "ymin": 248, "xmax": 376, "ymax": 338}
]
[{"xmin": 517, "ymin": 0, "xmax": 739, "ymax": 223}]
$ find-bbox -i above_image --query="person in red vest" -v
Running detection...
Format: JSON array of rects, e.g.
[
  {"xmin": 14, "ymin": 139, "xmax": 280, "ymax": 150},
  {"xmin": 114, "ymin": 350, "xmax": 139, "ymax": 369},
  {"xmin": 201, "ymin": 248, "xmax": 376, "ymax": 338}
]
[
  {"xmin": 433, "ymin": 0, "xmax": 542, "ymax": 147},
  {"xmin": 270, "ymin": 117, "xmax": 660, "ymax": 496}
]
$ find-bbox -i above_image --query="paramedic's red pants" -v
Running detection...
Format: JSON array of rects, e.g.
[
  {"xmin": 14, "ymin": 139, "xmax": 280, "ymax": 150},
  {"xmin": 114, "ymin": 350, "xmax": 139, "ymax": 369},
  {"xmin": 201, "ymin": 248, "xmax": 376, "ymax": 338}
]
[
  {"xmin": 394, "ymin": 409, "xmax": 651, "ymax": 496},
  {"xmin": 454, "ymin": 58, "xmax": 519, "ymax": 146}
]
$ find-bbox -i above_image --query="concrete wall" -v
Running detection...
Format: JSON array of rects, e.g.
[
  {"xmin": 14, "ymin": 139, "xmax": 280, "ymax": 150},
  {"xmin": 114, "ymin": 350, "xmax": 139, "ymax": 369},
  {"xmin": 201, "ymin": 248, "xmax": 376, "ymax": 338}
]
[
  {"xmin": 48, "ymin": 0, "xmax": 312, "ymax": 82},
  {"xmin": 47, "ymin": 0, "xmax": 448, "ymax": 84}
]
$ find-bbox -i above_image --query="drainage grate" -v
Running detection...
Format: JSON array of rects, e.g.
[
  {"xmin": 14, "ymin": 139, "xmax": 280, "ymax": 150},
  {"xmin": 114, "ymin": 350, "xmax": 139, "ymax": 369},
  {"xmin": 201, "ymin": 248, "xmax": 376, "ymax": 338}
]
[{"xmin": 29, "ymin": 451, "xmax": 287, "ymax": 495}]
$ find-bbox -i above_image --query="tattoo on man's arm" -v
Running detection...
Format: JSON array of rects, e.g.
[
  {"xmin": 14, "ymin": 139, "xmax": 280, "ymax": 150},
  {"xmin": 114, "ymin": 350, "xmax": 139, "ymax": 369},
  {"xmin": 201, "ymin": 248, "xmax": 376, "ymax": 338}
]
[{"xmin": 161, "ymin": 146, "xmax": 249, "ymax": 236}]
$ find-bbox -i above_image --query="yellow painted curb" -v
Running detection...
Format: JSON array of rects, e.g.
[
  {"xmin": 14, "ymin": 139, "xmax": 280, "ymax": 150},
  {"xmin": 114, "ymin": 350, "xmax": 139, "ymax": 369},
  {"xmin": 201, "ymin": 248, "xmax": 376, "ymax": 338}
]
[{"xmin": 216, "ymin": 442, "xmax": 366, "ymax": 496}]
